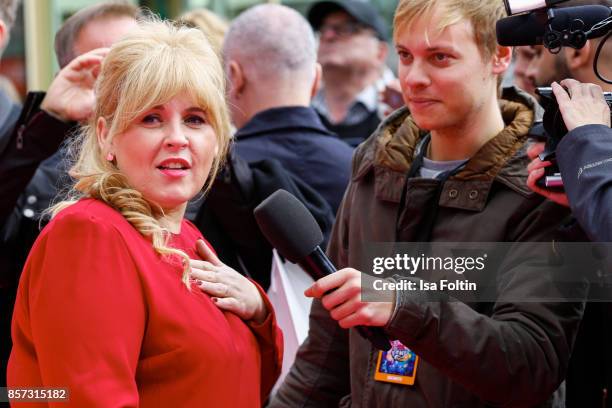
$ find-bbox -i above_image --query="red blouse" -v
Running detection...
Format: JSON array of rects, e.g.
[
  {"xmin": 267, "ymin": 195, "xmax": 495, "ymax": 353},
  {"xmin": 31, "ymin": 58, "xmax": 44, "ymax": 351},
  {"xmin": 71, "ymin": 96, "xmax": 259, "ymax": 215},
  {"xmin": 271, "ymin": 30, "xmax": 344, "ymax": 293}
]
[{"xmin": 8, "ymin": 199, "xmax": 282, "ymax": 407}]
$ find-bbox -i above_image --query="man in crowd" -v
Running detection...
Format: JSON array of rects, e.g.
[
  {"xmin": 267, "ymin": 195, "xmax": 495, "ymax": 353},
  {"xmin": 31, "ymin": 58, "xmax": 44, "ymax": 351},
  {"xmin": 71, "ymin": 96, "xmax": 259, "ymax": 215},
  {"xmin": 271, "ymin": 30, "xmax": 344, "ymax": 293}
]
[
  {"xmin": 0, "ymin": 0, "xmax": 139, "ymax": 388},
  {"xmin": 525, "ymin": 0, "xmax": 612, "ymax": 244},
  {"xmin": 0, "ymin": 1, "xmax": 139, "ymax": 226},
  {"xmin": 525, "ymin": 0, "xmax": 612, "ymax": 101},
  {"xmin": 527, "ymin": 83, "xmax": 612, "ymax": 408},
  {"xmin": 307, "ymin": 0, "xmax": 391, "ymax": 146},
  {"xmin": 529, "ymin": 80, "xmax": 612, "ymax": 240},
  {"xmin": 512, "ymin": 46, "xmax": 537, "ymax": 97},
  {"xmin": 0, "ymin": 0, "xmax": 22, "ymax": 390},
  {"xmin": 223, "ymin": 3, "xmax": 353, "ymax": 213},
  {"xmin": 524, "ymin": 2, "xmax": 612, "ymax": 404},
  {"xmin": 54, "ymin": 1, "xmax": 138, "ymax": 68},
  {"xmin": 524, "ymin": 0, "xmax": 612, "ymax": 210},
  {"xmin": 271, "ymin": 0, "xmax": 585, "ymax": 406}
]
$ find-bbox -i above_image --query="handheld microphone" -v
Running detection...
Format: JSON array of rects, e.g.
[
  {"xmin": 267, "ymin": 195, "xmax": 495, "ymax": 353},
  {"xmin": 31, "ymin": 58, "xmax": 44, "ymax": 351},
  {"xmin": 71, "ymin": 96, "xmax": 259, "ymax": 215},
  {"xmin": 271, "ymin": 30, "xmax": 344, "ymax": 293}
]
[
  {"xmin": 254, "ymin": 189, "xmax": 391, "ymax": 351},
  {"xmin": 496, "ymin": 5, "xmax": 612, "ymax": 46}
]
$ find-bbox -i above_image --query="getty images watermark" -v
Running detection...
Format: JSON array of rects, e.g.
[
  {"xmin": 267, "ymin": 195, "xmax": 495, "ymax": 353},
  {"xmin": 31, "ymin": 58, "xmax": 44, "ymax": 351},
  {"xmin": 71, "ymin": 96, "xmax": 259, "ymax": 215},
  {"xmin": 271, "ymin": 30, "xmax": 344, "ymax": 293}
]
[
  {"xmin": 371, "ymin": 252, "xmax": 488, "ymax": 292},
  {"xmin": 360, "ymin": 242, "xmax": 612, "ymax": 302}
]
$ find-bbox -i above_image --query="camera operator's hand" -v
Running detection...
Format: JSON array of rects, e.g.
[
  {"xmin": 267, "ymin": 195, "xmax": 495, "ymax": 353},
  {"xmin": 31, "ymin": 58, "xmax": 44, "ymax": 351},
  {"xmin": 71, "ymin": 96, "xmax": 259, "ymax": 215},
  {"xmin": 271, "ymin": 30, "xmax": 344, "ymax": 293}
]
[
  {"xmin": 526, "ymin": 142, "xmax": 570, "ymax": 207},
  {"xmin": 552, "ymin": 79, "xmax": 611, "ymax": 131}
]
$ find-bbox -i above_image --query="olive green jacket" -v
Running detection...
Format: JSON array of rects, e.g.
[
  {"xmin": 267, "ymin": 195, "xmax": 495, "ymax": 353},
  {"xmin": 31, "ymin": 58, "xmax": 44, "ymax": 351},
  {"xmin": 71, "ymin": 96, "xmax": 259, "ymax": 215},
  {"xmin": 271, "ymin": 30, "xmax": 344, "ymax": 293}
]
[{"xmin": 271, "ymin": 88, "xmax": 586, "ymax": 407}]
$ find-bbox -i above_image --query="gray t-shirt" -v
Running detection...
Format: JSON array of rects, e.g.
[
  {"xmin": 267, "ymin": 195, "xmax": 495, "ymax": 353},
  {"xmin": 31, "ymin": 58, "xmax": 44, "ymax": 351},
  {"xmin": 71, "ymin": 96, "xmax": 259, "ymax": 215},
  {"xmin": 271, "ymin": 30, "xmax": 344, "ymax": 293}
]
[{"xmin": 419, "ymin": 156, "xmax": 468, "ymax": 179}]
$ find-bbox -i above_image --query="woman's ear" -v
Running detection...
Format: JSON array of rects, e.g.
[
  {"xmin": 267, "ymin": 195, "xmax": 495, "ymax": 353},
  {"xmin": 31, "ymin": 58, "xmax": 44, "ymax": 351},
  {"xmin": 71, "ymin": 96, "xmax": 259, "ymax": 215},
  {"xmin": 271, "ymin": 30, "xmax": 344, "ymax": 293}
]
[{"xmin": 96, "ymin": 117, "xmax": 111, "ymax": 153}]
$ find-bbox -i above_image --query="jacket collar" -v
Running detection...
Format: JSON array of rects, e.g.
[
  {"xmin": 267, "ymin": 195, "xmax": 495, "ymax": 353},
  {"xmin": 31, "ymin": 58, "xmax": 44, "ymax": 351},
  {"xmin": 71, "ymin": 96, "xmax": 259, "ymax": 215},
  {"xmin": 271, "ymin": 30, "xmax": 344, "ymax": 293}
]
[
  {"xmin": 234, "ymin": 106, "xmax": 336, "ymax": 141},
  {"xmin": 354, "ymin": 87, "xmax": 542, "ymax": 211}
]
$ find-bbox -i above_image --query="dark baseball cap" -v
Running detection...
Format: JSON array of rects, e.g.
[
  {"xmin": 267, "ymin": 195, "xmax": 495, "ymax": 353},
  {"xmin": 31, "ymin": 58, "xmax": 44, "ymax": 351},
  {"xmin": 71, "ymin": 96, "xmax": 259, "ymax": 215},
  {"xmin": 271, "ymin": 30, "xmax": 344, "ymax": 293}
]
[{"xmin": 307, "ymin": 0, "xmax": 389, "ymax": 41}]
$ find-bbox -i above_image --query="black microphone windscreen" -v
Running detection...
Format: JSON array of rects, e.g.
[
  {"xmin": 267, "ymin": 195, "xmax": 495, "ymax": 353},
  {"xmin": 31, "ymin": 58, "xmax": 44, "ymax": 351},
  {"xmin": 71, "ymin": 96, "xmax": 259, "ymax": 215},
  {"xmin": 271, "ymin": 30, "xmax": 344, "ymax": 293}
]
[
  {"xmin": 254, "ymin": 189, "xmax": 324, "ymax": 263},
  {"xmin": 497, "ymin": 10, "xmax": 548, "ymax": 46},
  {"xmin": 497, "ymin": 5, "xmax": 612, "ymax": 46}
]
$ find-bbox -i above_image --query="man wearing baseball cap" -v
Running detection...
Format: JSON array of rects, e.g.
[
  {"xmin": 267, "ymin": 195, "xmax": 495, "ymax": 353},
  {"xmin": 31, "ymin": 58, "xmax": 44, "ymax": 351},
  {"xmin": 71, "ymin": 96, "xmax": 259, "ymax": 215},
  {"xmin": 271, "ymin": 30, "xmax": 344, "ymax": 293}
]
[{"xmin": 308, "ymin": 0, "xmax": 392, "ymax": 147}]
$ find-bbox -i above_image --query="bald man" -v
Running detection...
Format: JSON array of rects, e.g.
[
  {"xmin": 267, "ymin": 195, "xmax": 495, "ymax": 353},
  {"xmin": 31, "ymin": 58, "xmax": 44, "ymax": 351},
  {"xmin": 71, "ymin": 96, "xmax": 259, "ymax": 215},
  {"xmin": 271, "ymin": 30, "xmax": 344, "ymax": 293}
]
[{"xmin": 224, "ymin": 4, "xmax": 353, "ymax": 213}]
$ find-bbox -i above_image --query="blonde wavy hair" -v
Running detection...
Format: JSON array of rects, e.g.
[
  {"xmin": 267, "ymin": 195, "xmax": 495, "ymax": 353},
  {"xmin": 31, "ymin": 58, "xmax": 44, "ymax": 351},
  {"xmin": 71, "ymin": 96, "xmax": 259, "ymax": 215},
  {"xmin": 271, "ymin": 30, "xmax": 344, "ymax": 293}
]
[{"xmin": 52, "ymin": 19, "xmax": 231, "ymax": 288}]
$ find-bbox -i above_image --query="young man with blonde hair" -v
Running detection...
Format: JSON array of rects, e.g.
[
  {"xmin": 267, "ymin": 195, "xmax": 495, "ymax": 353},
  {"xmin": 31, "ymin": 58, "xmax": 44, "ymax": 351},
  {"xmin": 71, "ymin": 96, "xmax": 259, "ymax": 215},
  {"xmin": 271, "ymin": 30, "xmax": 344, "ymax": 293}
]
[{"xmin": 271, "ymin": 0, "xmax": 585, "ymax": 406}]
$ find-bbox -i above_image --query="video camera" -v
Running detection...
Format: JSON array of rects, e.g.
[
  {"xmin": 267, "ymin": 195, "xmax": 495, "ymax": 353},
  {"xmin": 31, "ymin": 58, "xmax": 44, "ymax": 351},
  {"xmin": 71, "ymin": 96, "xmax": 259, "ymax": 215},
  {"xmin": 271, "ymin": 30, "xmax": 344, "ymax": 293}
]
[
  {"xmin": 535, "ymin": 87, "xmax": 612, "ymax": 189},
  {"xmin": 496, "ymin": 0, "xmax": 612, "ymax": 189},
  {"xmin": 497, "ymin": 1, "xmax": 612, "ymax": 81}
]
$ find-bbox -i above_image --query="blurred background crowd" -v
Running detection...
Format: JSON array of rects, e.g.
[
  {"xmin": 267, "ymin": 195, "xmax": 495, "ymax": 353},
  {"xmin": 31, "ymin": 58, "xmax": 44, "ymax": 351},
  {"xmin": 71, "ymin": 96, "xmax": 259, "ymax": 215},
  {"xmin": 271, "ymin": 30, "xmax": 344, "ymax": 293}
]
[{"xmin": 1, "ymin": 0, "xmax": 401, "ymax": 103}]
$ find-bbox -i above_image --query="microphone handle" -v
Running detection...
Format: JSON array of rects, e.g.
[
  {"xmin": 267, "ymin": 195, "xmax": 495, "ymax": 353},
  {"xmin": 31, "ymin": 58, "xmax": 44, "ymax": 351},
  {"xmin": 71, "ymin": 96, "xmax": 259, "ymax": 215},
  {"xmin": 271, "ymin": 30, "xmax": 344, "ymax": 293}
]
[
  {"xmin": 298, "ymin": 247, "xmax": 392, "ymax": 351},
  {"xmin": 299, "ymin": 246, "xmax": 336, "ymax": 280}
]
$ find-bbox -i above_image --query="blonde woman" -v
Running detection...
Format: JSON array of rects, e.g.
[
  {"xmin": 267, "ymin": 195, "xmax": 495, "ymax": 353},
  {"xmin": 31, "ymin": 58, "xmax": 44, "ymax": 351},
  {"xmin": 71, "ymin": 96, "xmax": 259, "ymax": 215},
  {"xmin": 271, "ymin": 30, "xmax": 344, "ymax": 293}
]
[{"xmin": 7, "ymin": 20, "xmax": 282, "ymax": 407}]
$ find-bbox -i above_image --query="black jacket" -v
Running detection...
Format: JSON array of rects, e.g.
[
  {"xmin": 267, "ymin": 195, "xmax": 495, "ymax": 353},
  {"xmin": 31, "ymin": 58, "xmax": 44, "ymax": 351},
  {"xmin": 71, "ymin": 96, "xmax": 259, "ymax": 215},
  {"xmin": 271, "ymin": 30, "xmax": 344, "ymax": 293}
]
[
  {"xmin": 556, "ymin": 124, "xmax": 612, "ymax": 407},
  {"xmin": 557, "ymin": 124, "xmax": 612, "ymax": 242},
  {"xmin": 0, "ymin": 90, "xmax": 23, "ymax": 225},
  {"xmin": 234, "ymin": 106, "xmax": 353, "ymax": 213},
  {"xmin": 0, "ymin": 91, "xmax": 74, "ymax": 289},
  {"xmin": 0, "ymin": 92, "xmax": 74, "ymax": 228},
  {"xmin": 318, "ymin": 108, "xmax": 381, "ymax": 148},
  {"xmin": 0, "ymin": 90, "xmax": 20, "ymax": 153},
  {"xmin": 0, "ymin": 92, "xmax": 73, "ymax": 390},
  {"xmin": 195, "ymin": 151, "xmax": 335, "ymax": 290},
  {"xmin": 272, "ymin": 90, "xmax": 586, "ymax": 408}
]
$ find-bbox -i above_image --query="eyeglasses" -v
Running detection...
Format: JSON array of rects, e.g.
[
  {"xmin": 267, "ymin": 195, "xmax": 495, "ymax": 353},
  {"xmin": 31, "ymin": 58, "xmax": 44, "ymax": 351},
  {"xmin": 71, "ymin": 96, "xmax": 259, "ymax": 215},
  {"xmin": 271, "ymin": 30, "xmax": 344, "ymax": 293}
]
[{"xmin": 318, "ymin": 21, "xmax": 370, "ymax": 38}]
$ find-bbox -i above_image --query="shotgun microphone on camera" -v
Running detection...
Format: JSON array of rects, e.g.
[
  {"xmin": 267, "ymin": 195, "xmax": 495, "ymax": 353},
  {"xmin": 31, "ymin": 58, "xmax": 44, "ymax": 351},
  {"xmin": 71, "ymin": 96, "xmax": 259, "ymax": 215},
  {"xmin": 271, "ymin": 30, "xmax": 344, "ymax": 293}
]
[{"xmin": 497, "ymin": 5, "xmax": 612, "ymax": 47}]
